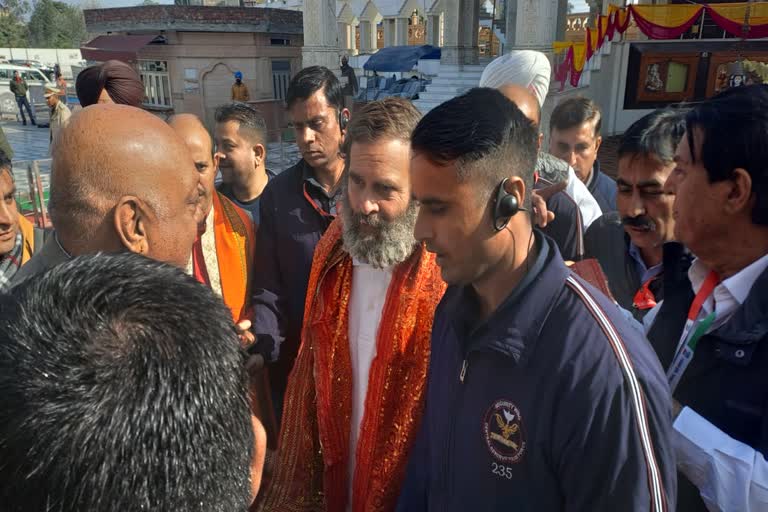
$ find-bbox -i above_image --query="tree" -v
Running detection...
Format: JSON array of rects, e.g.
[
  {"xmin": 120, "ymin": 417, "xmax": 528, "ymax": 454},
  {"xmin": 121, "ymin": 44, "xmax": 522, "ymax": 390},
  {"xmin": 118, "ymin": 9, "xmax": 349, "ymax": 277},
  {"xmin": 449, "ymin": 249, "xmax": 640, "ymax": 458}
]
[
  {"xmin": 567, "ymin": 1, "xmax": 575, "ymax": 14},
  {"xmin": 27, "ymin": 0, "xmax": 87, "ymax": 48},
  {"xmin": 138, "ymin": 0, "xmax": 159, "ymax": 4},
  {"xmin": 0, "ymin": 0, "xmax": 31, "ymax": 47}
]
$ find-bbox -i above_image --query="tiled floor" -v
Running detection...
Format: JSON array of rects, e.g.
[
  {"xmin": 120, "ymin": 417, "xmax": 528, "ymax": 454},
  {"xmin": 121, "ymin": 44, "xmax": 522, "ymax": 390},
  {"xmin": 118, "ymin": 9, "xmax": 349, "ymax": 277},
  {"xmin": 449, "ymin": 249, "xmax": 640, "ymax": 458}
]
[
  {"xmin": 2, "ymin": 121, "xmax": 51, "ymax": 163},
  {"xmin": 2, "ymin": 119, "xmax": 303, "ymax": 196}
]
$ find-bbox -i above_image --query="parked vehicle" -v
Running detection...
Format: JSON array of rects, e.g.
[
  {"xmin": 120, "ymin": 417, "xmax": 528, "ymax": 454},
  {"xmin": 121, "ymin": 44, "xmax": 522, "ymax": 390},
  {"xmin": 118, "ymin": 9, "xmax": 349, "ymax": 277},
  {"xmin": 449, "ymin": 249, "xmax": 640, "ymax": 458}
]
[
  {"xmin": 9, "ymin": 60, "xmax": 55, "ymax": 80},
  {"xmin": 0, "ymin": 64, "xmax": 54, "ymax": 120}
]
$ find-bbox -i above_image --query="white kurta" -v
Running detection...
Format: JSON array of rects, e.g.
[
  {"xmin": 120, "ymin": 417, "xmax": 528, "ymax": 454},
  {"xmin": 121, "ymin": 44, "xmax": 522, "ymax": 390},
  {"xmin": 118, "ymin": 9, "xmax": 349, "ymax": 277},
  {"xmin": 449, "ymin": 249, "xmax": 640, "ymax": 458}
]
[{"xmin": 347, "ymin": 259, "xmax": 394, "ymax": 507}]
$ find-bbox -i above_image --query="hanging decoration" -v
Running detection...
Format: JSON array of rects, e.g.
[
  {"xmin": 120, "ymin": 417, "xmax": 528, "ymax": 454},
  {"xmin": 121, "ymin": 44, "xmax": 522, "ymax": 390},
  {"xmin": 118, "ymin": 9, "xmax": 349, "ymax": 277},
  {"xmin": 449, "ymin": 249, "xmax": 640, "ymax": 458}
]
[
  {"xmin": 631, "ymin": 5, "xmax": 704, "ymax": 40},
  {"xmin": 707, "ymin": 2, "xmax": 768, "ymax": 39},
  {"xmin": 552, "ymin": 2, "xmax": 768, "ymax": 89}
]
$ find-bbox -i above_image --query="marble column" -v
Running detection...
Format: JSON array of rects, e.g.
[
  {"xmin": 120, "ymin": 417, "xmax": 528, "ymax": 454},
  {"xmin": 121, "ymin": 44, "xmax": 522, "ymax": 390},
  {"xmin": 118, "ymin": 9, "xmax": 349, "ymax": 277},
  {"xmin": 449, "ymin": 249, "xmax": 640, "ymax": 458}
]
[
  {"xmin": 426, "ymin": 14, "xmax": 440, "ymax": 46},
  {"xmin": 359, "ymin": 20, "xmax": 378, "ymax": 52},
  {"xmin": 586, "ymin": 0, "xmax": 601, "ymax": 28},
  {"xmin": 395, "ymin": 17, "xmax": 409, "ymax": 46},
  {"xmin": 337, "ymin": 22, "xmax": 358, "ymax": 55},
  {"xmin": 302, "ymin": 0, "xmax": 341, "ymax": 69},
  {"xmin": 383, "ymin": 18, "xmax": 396, "ymax": 47},
  {"xmin": 338, "ymin": 22, "xmax": 350, "ymax": 50},
  {"xmin": 555, "ymin": 0, "xmax": 568, "ymax": 41},
  {"xmin": 509, "ymin": 0, "xmax": 559, "ymax": 51},
  {"xmin": 441, "ymin": 0, "xmax": 479, "ymax": 65},
  {"xmin": 350, "ymin": 22, "xmax": 358, "ymax": 54}
]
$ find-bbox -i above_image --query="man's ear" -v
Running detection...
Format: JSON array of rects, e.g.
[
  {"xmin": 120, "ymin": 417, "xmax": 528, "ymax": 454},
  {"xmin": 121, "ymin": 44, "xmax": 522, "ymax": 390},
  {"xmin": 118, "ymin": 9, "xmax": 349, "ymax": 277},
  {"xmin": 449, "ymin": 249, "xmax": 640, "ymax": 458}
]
[
  {"xmin": 537, "ymin": 133, "xmax": 544, "ymax": 153},
  {"xmin": 114, "ymin": 196, "xmax": 149, "ymax": 256},
  {"xmin": 503, "ymin": 175, "xmax": 527, "ymax": 207},
  {"xmin": 252, "ymin": 143, "xmax": 266, "ymax": 167},
  {"xmin": 213, "ymin": 152, "xmax": 221, "ymax": 169},
  {"xmin": 724, "ymin": 168, "xmax": 754, "ymax": 217},
  {"xmin": 595, "ymin": 134, "xmax": 603, "ymax": 152},
  {"xmin": 340, "ymin": 107, "xmax": 351, "ymax": 134}
]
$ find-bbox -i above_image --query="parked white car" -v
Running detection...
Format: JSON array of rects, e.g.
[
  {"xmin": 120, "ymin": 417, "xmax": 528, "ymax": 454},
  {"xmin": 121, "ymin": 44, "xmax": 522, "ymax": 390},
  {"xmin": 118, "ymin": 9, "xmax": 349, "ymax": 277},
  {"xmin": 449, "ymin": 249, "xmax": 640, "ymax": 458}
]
[{"xmin": 0, "ymin": 64, "xmax": 53, "ymax": 118}]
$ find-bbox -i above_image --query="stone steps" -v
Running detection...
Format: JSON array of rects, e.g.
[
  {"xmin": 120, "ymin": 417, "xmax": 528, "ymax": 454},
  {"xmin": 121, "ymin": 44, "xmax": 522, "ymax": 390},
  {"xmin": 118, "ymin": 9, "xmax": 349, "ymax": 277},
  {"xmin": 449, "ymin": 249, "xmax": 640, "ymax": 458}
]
[
  {"xmin": 424, "ymin": 84, "xmax": 474, "ymax": 94},
  {"xmin": 414, "ymin": 63, "xmax": 485, "ymax": 113}
]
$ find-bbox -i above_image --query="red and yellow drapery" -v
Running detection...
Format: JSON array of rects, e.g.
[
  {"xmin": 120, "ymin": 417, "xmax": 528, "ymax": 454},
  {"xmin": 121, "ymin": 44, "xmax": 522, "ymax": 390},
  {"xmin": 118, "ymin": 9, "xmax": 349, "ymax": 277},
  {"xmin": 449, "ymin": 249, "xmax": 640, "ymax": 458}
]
[{"xmin": 553, "ymin": 2, "xmax": 768, "ymax": 89}]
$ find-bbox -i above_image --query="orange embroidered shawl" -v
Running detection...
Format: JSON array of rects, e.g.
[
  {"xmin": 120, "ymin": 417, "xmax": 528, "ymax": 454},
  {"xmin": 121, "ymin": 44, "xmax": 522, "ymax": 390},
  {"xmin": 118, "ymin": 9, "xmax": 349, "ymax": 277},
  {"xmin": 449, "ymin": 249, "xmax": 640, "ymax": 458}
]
[
  {"xmin": 207, "ymin": 193, "xmax": 278, "ymax": 496},
  {"xmin": 259, "ymin": 219, "xmax": 445, "ymax": 512},
  {"xmin": 207, "ymin": 192, "xmax": 255, "ymax": 322}
]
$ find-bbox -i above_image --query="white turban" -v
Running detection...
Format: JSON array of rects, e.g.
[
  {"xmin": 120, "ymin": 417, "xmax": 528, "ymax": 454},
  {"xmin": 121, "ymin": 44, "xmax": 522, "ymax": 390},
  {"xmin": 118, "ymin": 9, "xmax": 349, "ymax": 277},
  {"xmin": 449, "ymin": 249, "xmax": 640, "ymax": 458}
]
[{"xmin": 479, "ymin": 50, "xmax": 552, "ymax": 108}]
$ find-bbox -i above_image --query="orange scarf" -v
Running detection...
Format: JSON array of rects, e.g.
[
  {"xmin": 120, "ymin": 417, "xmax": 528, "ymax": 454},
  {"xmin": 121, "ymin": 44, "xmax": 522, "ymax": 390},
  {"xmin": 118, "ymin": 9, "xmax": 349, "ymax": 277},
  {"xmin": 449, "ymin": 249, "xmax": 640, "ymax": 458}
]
[
  {"xmin": 197, "ymin": 192, "xmax": 255, "ymax": 322},
  {"xmin": 18, "ymin": 216, "xmax": 35, "ymax": 265},
  {"xmin": 259, "ymin": 219, "xmax": 445, "ymax": 512}
]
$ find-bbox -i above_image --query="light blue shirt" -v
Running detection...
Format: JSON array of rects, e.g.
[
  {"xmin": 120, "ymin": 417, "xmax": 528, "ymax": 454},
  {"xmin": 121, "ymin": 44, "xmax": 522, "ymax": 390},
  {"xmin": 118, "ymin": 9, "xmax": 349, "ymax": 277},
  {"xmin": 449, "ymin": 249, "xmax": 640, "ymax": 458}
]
[{"xmin": 628, "ymin": 241, "xmax": 664, "ymax": 285}]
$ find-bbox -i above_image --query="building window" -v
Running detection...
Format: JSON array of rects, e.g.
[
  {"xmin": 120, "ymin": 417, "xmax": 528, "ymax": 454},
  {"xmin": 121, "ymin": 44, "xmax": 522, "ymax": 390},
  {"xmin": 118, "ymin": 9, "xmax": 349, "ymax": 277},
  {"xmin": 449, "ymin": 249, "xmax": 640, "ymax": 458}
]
[
  {"xmin": 138, "ymin": 60, "xmax": 172, "ymax": 108},
  {"xmin": 270, "ymin": 38, "xmax": 290, "ymax": 46},
  {"xmin": 272, "ymin": 60, "xmax": 291, "ymax": 101}
]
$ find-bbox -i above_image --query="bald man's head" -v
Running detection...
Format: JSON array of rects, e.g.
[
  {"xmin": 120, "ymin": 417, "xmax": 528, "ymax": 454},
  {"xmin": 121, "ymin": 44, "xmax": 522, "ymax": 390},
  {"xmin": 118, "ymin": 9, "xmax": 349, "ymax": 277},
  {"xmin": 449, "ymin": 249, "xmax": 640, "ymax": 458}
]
[
  {"xmin": 498, "ymin": 84, "xmax": 541, "ymax": 127},
  {"xmin": 50, "ymin": 104, "xmax": 202, "ymax": 268},
  {"xmin": 169, "ymin": 114, "xmax": 217, "ymax": 220}
]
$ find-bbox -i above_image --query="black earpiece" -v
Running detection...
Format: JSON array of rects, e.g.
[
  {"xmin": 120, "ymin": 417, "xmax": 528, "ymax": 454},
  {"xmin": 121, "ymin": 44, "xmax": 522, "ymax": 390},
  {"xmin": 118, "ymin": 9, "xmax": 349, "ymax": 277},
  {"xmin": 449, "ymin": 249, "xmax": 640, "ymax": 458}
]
[
  {"xmin": 493, "ymin": 178, "xmax": 526, "ymax": 231},
  {"xmin": 339, "ymin": 110, "xmax": 350, "ymax": 132}
]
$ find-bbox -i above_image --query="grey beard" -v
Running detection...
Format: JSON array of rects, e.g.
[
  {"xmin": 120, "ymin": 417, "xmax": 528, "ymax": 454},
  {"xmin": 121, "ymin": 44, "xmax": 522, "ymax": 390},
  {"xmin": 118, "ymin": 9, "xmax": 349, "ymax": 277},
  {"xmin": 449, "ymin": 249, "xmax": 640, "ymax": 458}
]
[{"xmin": 341, "ymin": 197, "xmax": 419, "ymax": 269}]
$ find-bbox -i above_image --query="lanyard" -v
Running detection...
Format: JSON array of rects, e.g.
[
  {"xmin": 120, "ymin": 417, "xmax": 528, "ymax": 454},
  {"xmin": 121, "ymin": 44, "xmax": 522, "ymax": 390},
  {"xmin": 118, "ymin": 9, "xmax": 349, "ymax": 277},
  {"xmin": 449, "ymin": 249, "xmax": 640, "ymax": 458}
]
[
  {"xmin": 302, "ymin": 181, "xmax": 336, "ymax": 219},
  {"xmin": 633, "ymin": 276, "xmax": 659, "ymax": 311},
  {"xmin": 666, "ymin": 270, "xmax": 719, "ymax": 392}
]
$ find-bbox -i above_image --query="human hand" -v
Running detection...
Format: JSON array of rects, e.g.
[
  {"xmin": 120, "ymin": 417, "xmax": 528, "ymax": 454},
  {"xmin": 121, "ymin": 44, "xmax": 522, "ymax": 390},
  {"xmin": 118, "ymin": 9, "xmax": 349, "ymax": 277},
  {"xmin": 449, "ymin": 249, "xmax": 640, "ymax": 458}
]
[
  {"xmin": 236, "ymin": 319, "xmax": 255, "ymax": 345},
  {"xmin": 531, "ymin": 181, "xmax": 567, "ymax": 228}
]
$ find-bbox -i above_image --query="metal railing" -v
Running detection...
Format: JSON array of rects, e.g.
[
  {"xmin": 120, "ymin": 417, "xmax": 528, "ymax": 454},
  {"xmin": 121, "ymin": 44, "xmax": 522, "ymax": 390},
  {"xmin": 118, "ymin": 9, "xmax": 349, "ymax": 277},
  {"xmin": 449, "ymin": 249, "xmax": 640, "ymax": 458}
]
[{"xmin": 12, "ymin": 158, "xmax": 50, "ymax": 228}]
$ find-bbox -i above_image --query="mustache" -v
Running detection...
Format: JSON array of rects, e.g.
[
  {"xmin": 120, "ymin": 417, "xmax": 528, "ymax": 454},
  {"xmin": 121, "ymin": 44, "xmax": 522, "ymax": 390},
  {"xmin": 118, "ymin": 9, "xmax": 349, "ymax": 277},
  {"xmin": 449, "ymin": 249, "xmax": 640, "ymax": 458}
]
[
  {"xmin": 622, "ymin": 216, "xmax": 656, "ymax": 230},
  {"xmin": 355, "ymin": 212, "xmax": 382, "ymax": 227}
]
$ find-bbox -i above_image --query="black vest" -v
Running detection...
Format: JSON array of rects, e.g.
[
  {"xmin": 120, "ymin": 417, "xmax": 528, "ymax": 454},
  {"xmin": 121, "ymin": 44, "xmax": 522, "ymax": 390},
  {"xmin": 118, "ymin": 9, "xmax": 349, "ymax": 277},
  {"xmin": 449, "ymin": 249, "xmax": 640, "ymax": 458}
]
[
  {"xmin": 647, "ymin": 244, "xmax": 768, "ymax": 511},
  {"xmin": 584, "ymin": 213, "xmax": 666, "ymax": 321}
]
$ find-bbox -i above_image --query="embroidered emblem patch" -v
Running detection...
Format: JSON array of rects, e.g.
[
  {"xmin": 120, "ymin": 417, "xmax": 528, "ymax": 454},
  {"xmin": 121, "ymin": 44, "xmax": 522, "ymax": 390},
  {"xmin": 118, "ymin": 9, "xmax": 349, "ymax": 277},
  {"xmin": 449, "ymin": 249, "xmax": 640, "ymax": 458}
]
[{"xmin": 483, "ymin": 399, "xmax": 526, "ymax": 464}]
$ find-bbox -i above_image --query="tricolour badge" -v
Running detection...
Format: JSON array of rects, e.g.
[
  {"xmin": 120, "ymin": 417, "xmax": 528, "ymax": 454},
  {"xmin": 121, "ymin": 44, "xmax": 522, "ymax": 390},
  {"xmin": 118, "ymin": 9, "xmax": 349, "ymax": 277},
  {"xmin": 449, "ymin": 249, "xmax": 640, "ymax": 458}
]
[{"xmin": 483, "ymin": 399, "xmax": 526, "ymax": 464}]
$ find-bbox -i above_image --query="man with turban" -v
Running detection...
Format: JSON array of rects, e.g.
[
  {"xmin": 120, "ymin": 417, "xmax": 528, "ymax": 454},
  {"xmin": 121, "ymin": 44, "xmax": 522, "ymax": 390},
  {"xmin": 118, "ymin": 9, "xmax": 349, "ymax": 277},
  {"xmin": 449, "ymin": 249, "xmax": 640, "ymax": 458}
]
[
  {"xmin": 75, "ymin": 60, "xmax": 146, "ymax": 108},
  {"xmin": 480, "ymin": 50, "xmax": 602, "ymax": 230}
]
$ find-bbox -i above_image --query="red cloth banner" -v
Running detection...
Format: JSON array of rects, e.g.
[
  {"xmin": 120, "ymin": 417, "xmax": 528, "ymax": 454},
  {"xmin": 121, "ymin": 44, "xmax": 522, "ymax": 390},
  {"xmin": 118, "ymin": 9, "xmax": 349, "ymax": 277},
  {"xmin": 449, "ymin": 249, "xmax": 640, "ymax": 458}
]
[
  {"xmin": 551, "ymin": 2, "xmax": 768, "ymax": 90},
  {"xmin": 629, "ymin": 5, "xmax": 704, "ymax": 40},
  {"xmin": 707, "ymin": 3, "xmax": 768, "ymax": 39}
]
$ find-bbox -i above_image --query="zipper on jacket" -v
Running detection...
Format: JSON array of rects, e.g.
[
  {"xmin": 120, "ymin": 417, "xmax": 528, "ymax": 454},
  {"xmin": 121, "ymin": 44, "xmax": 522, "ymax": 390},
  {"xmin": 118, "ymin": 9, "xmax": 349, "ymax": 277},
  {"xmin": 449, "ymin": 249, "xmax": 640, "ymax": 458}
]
[{"xmin": 441, "ymin": 355, "xmax": 469, "ymax": 508}]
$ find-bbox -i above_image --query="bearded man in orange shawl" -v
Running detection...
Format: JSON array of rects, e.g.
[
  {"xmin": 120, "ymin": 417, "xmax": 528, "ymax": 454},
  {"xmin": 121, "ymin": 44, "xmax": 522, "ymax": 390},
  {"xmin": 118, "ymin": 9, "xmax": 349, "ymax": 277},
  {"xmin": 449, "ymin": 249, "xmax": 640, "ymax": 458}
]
[
  {"xmin": 259, "ymin": 98, "xmax": 445, "ymax": 512},
  {"xmin": 169, "ymin": 114, "xmax": 271, "ymax": 499}
]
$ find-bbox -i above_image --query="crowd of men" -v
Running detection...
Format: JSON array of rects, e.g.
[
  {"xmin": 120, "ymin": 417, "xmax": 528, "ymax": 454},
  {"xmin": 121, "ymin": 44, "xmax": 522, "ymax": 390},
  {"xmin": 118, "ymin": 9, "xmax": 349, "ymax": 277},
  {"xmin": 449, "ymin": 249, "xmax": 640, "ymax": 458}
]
[{"xmin": 0, "ymin": 49, "xmax": 765, "ymax": 512}]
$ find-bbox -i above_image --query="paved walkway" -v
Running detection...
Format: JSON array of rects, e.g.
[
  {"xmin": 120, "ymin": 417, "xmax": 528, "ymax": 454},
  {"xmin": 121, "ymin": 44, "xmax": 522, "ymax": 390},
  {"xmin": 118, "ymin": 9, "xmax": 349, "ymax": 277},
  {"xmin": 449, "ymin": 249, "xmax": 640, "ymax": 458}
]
[
  {"xmin": 1, "ymin": 118, "xmax": 302, "ymax": 183},
  {"xmin": 2, "ymin": 121, "xmax": 51, "ymax": 163}
]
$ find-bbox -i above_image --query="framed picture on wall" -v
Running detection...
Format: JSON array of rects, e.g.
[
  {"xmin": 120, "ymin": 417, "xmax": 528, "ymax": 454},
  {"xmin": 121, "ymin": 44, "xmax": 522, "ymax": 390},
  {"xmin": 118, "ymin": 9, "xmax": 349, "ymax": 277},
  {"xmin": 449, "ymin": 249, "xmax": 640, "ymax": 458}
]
[
  {"xmin": 637, "ymin": 53, "xmax": 699, "ymax": 102},
  {"xmin": 706, "ymin": 52, "xmax": 768, "ymax": 98}
]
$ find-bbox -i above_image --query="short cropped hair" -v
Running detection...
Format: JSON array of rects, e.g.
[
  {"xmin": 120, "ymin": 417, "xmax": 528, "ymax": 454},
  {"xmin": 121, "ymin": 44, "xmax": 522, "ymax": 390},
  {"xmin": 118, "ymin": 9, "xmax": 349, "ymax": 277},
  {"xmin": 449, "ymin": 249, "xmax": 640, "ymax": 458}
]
[
  {"xmin": 618, "ymin": 108, "xmax": 687, "ymax": 165},
  {"xmin": 0, "ymin": 253, "xmax": 254, "ymax": 512},
  {"xmin": 215, "ymin": 102, "xmax": 267, "ymax": 144},
  {"xmin": 685, "ymin": 84, "xmax": 768, "ymax": 225},
  {"xmin": 549, "ymin": 96, "xmax": 602, "ymax": 136},
  {"xmin": 286, "ymin": 65, "xmax": 343, "ymax": 111},
  {"xmin": 341, "ymin": 97, "xmax": 421, "ymax": 157},
  {"xmin": 411, "ymin": 87, "xmax": 539, "ymax": 207}
]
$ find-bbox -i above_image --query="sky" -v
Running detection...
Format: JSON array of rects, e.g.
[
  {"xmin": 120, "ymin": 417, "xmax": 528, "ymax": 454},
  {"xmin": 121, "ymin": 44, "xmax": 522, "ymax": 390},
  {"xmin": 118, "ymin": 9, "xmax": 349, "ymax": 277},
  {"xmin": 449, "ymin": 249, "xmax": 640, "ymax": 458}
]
[
  {"xmin": 72, "ymin": 0, "xmax": 592, "ymax": 11},
  {"xmin": 571, "ymin": 0, "xmax": 589, "ymax": 13}
]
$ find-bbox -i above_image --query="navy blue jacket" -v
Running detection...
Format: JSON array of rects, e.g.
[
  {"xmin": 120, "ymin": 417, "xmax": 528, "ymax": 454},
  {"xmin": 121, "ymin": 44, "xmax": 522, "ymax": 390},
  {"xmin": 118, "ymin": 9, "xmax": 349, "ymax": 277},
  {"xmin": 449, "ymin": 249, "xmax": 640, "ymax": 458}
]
[
  {"xmin": 588, "ymin": 160, "xmax": 616, "ymax": 213},
  {"xmin": 398, "ymin": 233, "xmax": 676, "ymax": 511},
  {"xmin": 536, "ymin": 179, "xmax": 584, "ymax": 261},
  {"xmin": 647, "ymin": 244, "xmax": 768, "ymax": 511},
  {"xmin": 251, "ymin": 159, "xmax": 334, "ymax": 400}
]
